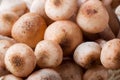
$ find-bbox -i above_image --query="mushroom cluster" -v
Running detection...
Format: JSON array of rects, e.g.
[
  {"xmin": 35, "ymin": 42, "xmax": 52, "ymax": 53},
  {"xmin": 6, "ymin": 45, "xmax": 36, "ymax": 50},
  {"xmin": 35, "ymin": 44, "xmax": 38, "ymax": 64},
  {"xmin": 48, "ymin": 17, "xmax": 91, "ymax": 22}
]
[{"xmin": 0, "ymin": 0, "xmax": 119, "ymax": 80}]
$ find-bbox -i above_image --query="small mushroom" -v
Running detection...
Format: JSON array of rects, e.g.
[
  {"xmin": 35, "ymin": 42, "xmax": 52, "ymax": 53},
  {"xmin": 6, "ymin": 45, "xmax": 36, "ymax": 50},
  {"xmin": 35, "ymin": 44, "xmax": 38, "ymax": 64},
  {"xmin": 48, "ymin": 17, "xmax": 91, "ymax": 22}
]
[
  {"xmin": 34, "ymin": 40, "xmax": 63, "ymax": 68},
  {"xmin": 74, "ymin": 42, "xmax": 101, "ymax": 68},
  {"xmin": 45, "ymin": 0, "xmax": 77, "ymax": 20},
  {"xmin": 5, "ymin": 43, "xmax": 36, "ymax": 77},
  {"xmin": 101, "ymin": 39, "xmax": 120, "ymax": 69}
]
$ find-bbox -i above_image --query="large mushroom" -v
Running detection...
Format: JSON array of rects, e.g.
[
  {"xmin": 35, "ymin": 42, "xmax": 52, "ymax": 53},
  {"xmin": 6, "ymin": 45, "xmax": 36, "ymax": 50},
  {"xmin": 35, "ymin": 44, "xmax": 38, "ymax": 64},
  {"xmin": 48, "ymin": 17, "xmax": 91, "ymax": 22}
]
[{"xmin": 77, "ymin": 0, "xmax": 109, "ymax": 33}]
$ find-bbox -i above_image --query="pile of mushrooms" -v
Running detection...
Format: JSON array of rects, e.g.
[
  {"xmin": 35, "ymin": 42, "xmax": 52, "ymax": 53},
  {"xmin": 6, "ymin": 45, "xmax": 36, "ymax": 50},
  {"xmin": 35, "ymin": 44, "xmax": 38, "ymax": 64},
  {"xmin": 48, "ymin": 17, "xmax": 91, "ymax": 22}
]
[{"xmin": 0, "ymin": 0, "xmax": 119, "ymax": 80}]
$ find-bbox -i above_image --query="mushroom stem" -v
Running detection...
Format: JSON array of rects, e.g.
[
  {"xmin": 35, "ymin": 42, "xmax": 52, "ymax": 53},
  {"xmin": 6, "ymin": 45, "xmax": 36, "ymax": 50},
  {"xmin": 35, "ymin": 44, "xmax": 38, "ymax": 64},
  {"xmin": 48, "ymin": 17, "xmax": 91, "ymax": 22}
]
[
  {"xmin": 102, "ymin": 0, "xmax": 120, "ymax": 36},
  {"xmin": 83, "ymin": 32, "xmax": 99, "ymax": 41},
  {"xmin": 99, "ymin": 25, "xmax": 115, "ymax": 40},
  {"xmin": 117, "ymin": 31, "xmax": 120, "ymax": 38}
]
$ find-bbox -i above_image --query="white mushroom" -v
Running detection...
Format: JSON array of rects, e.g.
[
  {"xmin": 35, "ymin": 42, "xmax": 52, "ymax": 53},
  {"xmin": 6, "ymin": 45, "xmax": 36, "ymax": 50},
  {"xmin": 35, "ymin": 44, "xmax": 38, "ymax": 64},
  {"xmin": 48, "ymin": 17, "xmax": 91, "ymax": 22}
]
[
  {"xmin": 45, "ymin": 0, "xmax": 77, "ymax": 20},
  {"xmin": 74, "ymin": 42, "xmax": 101, "ymax": 68},
  {"xmin": 77, "ymin": 0, "xmax": 109, "ymax": 33}
]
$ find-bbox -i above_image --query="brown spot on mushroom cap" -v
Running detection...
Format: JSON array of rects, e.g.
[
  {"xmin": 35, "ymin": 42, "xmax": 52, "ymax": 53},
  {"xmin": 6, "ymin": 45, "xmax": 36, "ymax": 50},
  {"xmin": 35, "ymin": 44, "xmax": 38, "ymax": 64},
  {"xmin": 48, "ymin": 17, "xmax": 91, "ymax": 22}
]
[
  {"xmin": 81, "ymin": 5, "xmax": 98, "ymax": 17},
  {"xmin": 53, "ymin": 0, "xmax": 62, "ymax": 7},
  {"xmin": 86, "ymin": 9, "xmax": 97, "ymax": 15},
  {"xmin": 10, "ymin": 55, "xmax": 24, "ymax": 71}
]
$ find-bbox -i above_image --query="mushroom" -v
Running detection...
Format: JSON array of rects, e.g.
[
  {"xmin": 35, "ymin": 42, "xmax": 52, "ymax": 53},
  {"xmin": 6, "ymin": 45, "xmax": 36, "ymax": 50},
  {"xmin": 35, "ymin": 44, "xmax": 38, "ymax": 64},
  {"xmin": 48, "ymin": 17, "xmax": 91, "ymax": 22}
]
[
  {"xmin": 12, "ymin": 12, "xmax": 47, "ymax": 48},
  {"xmin": 45, "ymin": 0, "xmax": 77, "ymax": 20},
  {"xmin": 5, "ymin": 43, "xmax": 36, "ymax": 77},
  {"xmin": 74, "ymin": 42, "xmax": 101, "ymax": 68},
  {"xmin": 76, "ymin": 0, "xmax": 109, "ymax": 33},
  {"xmin": 34, "ymin": 40, "xmax": 63, "ymax": 68},
  {"xmin": 44, "ymin": 20, "xmax": 83, "ymax": 56},
  {"xmin": 101, "ymin": 39, "xmax": 120, "ymax": 69}
]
